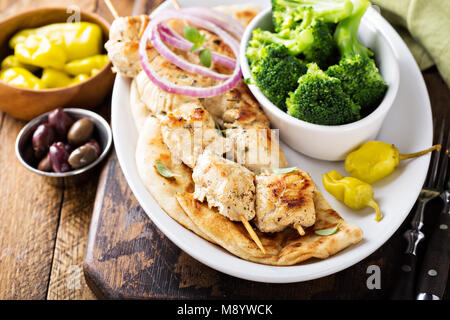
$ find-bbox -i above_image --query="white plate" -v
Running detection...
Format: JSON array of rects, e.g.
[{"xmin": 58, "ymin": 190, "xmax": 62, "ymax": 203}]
[{"xmin": 111, "ymin": 0, "xmax": 433, "ymax": 283}]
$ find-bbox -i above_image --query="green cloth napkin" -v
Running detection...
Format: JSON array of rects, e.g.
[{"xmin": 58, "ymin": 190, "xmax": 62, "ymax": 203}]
[{"xmin": 372, "ymin": 0, "xmax": 450, "ymax": 87}]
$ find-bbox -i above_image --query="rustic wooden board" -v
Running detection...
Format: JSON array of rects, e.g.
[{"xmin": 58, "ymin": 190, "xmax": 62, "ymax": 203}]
[
  {"xmin": 0, "ymin": 0, "xmax": 448, "ymax": 300},
  {"xmin": 83, "ymin": 64, "xmax": 450, "ymax": 299}
]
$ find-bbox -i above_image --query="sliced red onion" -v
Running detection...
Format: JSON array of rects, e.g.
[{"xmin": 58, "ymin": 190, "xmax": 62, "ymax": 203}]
[
  {"xmin": 158, "ymin": 24, "xmax": 236, "ymax": 70},
  {"xmin": 150, "ymin": 23, "xmax": 230, "ymax": 81},
  {"xmin": 152, "ymin": 10, "xmax": 241, "ymax": 53},
  {"xmin": 182, "ymin": 7, "xmax": 244, "ymax": 38},
  {"xmin": 139, "ymin": 10, "xmax": 242, "ymax": 98}
]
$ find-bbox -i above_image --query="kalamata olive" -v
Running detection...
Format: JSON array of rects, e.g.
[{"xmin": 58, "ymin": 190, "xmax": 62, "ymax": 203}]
[
  {"xmin": 67, "ymin": 118, "xmax": 94, "ymax": 146},
  {"xmin": 85, "ymin": 140, "xmax": 101, "ymax": 157},
  {"xmin": 32, "ymin": 123, "xmax": 55, "ymax": 159},
  {"xmin": 37, "ymin": 154, "xmax": 52, "ymax": 172},
  {"xmin": 68, "ymin": 144, "xmax": 99, "ymax": 169},
  {"xmin": 48, "ymin": 108, "xmax": 74, "ymax": 138},
  {"xmin": 49, "ymin": 142, "xmax": 71, "ymax": 173},
  {"xmin": 64, "ymin": 143, "xmax": 73, "ymax": 154}
]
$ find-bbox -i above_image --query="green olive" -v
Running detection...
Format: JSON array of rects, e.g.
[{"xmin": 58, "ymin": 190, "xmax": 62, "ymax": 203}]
[
  {"xmin": 67, "ymin": 118, "xmax": 94, "ymax": 146},
  {"xmin": 68, "ymin": 144, "xmax": 98, "ymax": 169}
]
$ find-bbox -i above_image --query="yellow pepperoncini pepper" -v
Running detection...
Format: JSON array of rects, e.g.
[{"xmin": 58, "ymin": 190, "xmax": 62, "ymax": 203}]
[
  {"xmin": 10, "ymin": 22, "xmax": 103, "ymax": 61},
  {"xmin": 1, "ymin": 55, "xmax": 39, "ymax": 72},
  {"xmin": 14, "ymin": 35, "xmax": 67, "ymax": 70},
  {"xmin": 64, "ymin": 54, "xmax": 109, "ymax": 76},
  {"xmin": 0, "ymin": 67, "xmax": 46, "ymax": 90},
  {"xmin": 345, "ymin": 141, "xmax": 441, "ymax": 184},
  {"xmin": 71, "ymin": 73, "xmax": 90, "ymax": 85},
  {"xmin": 41, "ymin": 69, "xmax": 73, "ymax": 88},
  {"xmin": 323, "ymin": 170, "xmax": 382, "ymax": 221}
]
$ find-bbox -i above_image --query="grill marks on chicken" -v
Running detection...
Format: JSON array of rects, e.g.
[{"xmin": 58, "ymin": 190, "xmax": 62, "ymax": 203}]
[
  {"xmin": 255, "ymin": 170, "xmax": 316, "ymax": 233},
  {"xmin": 192, "ymin": 152, "xmax": 256, "ymax": 222},
  {"xmin": 159, "ymin": 103, "xmax": 230, "ymax": 168}
]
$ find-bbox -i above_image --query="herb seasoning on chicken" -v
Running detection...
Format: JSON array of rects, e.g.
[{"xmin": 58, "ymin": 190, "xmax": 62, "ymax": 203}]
[
  {"xmin": 192, "ymin": 151, "xmax": 256, "ymax": 222},
  {"xmin": 159, "ymin": 103, "xmax": 230, "ymax": 168}
]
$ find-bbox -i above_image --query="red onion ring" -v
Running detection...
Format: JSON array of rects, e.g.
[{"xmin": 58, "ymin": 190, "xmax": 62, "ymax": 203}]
[
  {"xmin": 158, "ymin": 24, "xmax": 236, "ymax": 70},
  {"xmin": 139, "ymin": 9, "xmax": 242, "ymax": 98},
  {"xmin": 150, "ymin": 23, "xmax": 230, "ymax": 81}
]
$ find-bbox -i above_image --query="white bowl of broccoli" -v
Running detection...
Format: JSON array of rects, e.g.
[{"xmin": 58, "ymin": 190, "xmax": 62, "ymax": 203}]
[{"xmin": 240, "ymin": 0, "xmax": 400, "ymax": 161}]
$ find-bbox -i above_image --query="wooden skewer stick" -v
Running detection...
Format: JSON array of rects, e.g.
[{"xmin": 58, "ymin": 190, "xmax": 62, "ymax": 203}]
[
  {"xmin": 172, "ymin": 0, "xmax": 182, "ymax": 9},
  {"xmin": 294, "ymin": 223, "xmax": 305, "ymax": 236},
  {"xmin": 240, "ymin": 216, "xmax": 266, "ymax": 254},
  {"xmin": 104, "ymin": 0, "xmax": 120, "ymax": 19}
]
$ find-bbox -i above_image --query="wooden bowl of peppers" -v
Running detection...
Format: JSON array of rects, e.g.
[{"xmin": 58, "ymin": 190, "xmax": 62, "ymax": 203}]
[{"xmin": 0, "ymin": 7, "xmax": 115, "ymax": 120}]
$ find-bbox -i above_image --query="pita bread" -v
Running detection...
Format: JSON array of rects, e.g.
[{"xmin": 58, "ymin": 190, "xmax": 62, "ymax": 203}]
[
  {"xmin": 136, "ymin": 116, "xmax": 362, "ymax": 265},
  {"xmin": 214, "ymin": 4, "xmax": 262, "ymax": 27},
  {"xmin": 176, "ymin": 191, "xmax": 363, "ymax": 266},
  {"xmin": 136, "ymin": 116, "xmax": 215, "ymax": 243}
]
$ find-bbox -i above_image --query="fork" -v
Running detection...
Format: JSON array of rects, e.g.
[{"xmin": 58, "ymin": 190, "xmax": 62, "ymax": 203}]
[
  {"xmin": 390, "ymin": 118, "xmax": 446, "ymax": 300},
  {"xmin": 416, "ymin": 126, "xmax": 450, "ymax": 300}
]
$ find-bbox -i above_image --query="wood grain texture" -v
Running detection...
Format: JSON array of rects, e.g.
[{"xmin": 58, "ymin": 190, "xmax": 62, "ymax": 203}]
[
  {"xmin": 0, "ymin": 115, "xmax": 62, "ymax": 299},
  {"xmin": 0, "ymin": 0, "xmax": 102, "ymax": 300}
]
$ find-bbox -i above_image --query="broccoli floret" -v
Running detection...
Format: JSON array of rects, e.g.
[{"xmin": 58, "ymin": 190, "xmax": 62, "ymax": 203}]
[
  {"xmin": 286, "ymin": 63, "xmax": 360, "ymax": 125},
  {"xmin": 330, "ymin": 0, "xmax": 387, "ymax": 116},
  {"xmin": 326, "ymin": 55, "xmax": 387, "ymax": 116},
  {"xmin": 271, "ymin": 0, "xmax": 354, "ymax": 32},
  {"xmin": 301, "ymin": 19, "xmax": 338, "ymax": 69},
  {"xmin": 248, "ymin": 28, "xmax": 314, "ymax": 56},
  {"xmin": 247, "ymin": 44, "xmax": 307, "ymax": 110}
]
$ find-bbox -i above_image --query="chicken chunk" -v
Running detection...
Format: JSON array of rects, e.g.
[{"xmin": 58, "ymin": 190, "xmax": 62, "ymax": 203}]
[
  {"xmin": 160, "ymin": 103, "xmax": 230, "ymax": 168},
  {"xmin": 224, "ymin": 127, "xmax": 288, "ymax": 174},
  {"xmin": 201, "ymin": 80, "xmax": 270, "ymax": 129},
  {"xmin": 255, "ymin": 170, "xmax": 316, "ymax": 233},
  {"xmin": 192, "ymin": 151, "xmax": 256, "ymax": 221},
  {"xmin": 105, "ymin": 15, "xmax": 156, "ymax": 78}
]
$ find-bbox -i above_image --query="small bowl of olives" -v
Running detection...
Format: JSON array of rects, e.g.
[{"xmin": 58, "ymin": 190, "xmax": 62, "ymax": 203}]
[{"xmin": 15, "ymin": 108, "xmax": 112, "ymax": 187}]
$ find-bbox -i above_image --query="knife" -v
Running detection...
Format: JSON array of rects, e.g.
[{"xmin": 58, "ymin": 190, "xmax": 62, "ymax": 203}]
[{"xmin": 416, "ymin": 183, "xmax": 450, "ymax": 300}]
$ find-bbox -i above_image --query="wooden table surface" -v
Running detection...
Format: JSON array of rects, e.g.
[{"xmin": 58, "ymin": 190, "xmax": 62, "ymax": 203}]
[{"xmin": 0, "ymin": 0, "xmax": 449, "ymax": 300}]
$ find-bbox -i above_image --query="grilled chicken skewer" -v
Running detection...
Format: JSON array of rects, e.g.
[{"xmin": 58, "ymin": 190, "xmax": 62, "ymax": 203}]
[
  {"xmin": 193, "ymin": 151, "xmax": 266, "ymax": 253},
  {"xmin": 255, "ymin": 170, "xmax": 316, "ymax": 236},
  {"xmin": 159, "ymin": 105, "xmax": 265, "ymax": 252}
]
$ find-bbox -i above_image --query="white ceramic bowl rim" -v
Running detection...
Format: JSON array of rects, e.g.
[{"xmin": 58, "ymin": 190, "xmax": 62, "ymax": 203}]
[{"xmin": 240, "ymin": 7, "xmax": 400, "ymax": 133}]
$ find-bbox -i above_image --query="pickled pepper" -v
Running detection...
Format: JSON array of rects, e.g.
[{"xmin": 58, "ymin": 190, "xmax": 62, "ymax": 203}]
[
  {"xmin": 0, "ymin": 67, "xmax": 46, "ymax": 89},
  {"xmin": 64, "ymin": 55, "xmax": 109, "ymax": 76},
  {"xmin": 10, "ymin": 22, "xmax": 103, "ymax": 61},
  {"xmin": 345, "ymin": 141, "xmax": 441, "ymax": 184},
  {"xmin": 14, "ymin": 35, "xmax": 67, "ymax": 69},
  {"xmin": 323, "ymin": 170, "xmax": 382, "ymax": 221}
]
